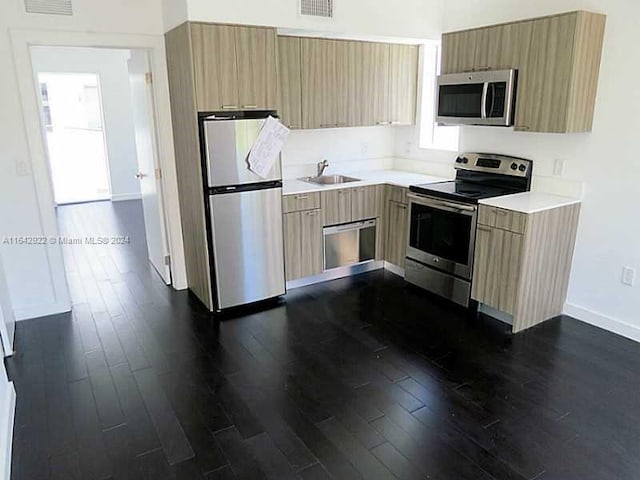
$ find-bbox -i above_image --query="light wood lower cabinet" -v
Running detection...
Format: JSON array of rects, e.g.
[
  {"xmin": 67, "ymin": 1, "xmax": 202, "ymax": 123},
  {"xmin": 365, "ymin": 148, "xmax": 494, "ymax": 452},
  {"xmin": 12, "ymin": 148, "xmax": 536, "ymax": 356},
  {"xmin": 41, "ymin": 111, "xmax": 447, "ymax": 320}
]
[
  {"xmin": 321, "ymin": 189, "xmax": 352, "ymax": 226},
  {"xmin": 472, "ymin": 203, "xmax": 581, "ymax": 333},
  {"xmin": 284, "ymin": 209, "xmax": 323, "ymax": 281},
  {"xmin": 385, "ymin": 200, "xmax": 408, "ymax": 268},
  {"xmin": 351, "ymin": 186, "xmax": 377, "ymax": 221}
]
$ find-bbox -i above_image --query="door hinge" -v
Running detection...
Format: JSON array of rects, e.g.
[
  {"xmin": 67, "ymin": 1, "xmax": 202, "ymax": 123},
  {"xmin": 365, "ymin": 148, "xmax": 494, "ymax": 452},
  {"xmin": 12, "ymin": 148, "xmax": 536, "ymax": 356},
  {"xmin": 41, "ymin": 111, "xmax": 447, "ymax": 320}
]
[
  {"xmin": 155, "ymin": 168, "xmax": 162, "ymax": 179},
  {"xmin": 164, "ymin": 255, "xmax": 171, "ymax": 265},
  {"xmin": 145, "ymin": 72, "xmax": 153, "ymax": 84}
]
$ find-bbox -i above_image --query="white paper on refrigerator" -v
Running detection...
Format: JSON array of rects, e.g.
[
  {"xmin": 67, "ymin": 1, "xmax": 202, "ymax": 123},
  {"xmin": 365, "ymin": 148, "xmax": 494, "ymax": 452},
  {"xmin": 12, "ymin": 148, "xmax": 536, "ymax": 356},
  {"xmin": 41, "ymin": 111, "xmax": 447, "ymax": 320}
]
[{"xmin": 247, "ymin": 116, "xmax": 290, "ymax": 178}]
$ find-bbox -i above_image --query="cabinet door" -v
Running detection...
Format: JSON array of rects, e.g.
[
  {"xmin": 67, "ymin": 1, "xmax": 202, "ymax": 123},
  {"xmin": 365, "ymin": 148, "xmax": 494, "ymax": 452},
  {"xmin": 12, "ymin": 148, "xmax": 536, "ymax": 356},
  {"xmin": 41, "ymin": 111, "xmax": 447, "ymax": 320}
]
[
  {"xmin": 474, "ymin": 22, "xmax": 532, "ymax": 71},
  {"xmin": 334, "ymin": 40, "xmax": 350, "ymax": 128},
  {"xmin": 515, "ymin": 14, "xmax": 577, "ymax": 132},
  {"xmin": 472, "ymin": 226, "xmax": 523, "ymax": 314},
  {"xmin": 278, "ymin": 37, "xmax": 303, "ymax": 129},
  {"xmin": 321, "ymin": 189, "xmax": 352, "ymax": 226},
  {"xmin": 300, "ymin": 209, "xmax": 323, "ymax": 277},
  {"xmin": 385, "ymin": 200, "xmax": 408, "ymax": 268},
  {"xmin": 351, "ymin": 186, "xmax": 377, "ymax": 221},
  {"xmin": 283, "ymin": 212, "xmax": 302, "ymax": 281},
  {"xmin": 191, "ymin": 23, "xmax": 239, "ymax": 111},
  {"xmin": 301, "ymin": 38, "xmax": 336, "ymax": 129},
  {"xmin": 389, "ymin": 45, "xmax": 418, "ymax": 125},
  {"xmin": 441, "ymin": 30, "xmax": 478, "ymax": 74},
  {"xmin": 235, "ymin": 26, "xmax": 278, "ymax": 110},
  {"xmin": 350, "ymin": 42, "xmax": 390, "ymax": 126}
]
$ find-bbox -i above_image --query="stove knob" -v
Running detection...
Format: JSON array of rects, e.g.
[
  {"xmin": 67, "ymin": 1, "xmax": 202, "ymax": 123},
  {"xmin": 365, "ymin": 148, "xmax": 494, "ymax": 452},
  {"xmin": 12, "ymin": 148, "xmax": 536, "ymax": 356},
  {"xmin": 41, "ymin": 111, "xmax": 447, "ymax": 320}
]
[
  {"xmin": 518, "ymin": 164, "xmax": 527, "ymax": 172},
  {"xmin": 455, "ymin": 157, "xmax": 463, "ymax": 163},
  {"xmin": 462, "ymin": 157, "xmax": 469, "ymax": 164},
  {"xmin": 510, "ymin": 162, "xmax": 518, "ymax": 171}
]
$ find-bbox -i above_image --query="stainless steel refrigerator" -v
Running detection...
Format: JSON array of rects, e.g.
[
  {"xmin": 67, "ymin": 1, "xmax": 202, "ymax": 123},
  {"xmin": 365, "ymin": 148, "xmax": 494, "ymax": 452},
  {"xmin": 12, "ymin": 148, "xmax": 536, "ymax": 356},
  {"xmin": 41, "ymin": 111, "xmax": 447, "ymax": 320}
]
[{"xmin": 199, "ymin": 111, "xmax": 285, "ymax": 311}]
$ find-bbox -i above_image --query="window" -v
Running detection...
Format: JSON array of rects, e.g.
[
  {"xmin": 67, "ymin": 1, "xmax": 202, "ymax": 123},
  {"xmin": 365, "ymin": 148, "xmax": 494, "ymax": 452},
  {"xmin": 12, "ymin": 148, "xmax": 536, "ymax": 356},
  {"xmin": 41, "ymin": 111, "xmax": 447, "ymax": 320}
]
[{"xmin": 419, "ymin": 43, "xmax": 459, "ymax": 151}]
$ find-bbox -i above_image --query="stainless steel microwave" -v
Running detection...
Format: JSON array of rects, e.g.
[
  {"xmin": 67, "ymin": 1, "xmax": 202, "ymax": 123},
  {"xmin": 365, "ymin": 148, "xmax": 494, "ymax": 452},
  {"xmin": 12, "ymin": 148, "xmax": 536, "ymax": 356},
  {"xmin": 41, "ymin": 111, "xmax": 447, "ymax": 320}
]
[{"xmin": 436, "ymin": 69, "xmax": 517, "ymax": 127}]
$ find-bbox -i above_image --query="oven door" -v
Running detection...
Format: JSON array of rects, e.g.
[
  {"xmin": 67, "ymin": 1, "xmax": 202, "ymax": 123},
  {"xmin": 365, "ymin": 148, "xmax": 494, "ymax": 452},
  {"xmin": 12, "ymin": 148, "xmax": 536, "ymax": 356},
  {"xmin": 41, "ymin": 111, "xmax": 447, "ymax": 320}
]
[
  {"xmin": 406, "ymin": 193, "xmax": 477, "ymax": 280},
  {"xmin": 436, "ymin": 69, "xmax": 517, "ymax": 126}
]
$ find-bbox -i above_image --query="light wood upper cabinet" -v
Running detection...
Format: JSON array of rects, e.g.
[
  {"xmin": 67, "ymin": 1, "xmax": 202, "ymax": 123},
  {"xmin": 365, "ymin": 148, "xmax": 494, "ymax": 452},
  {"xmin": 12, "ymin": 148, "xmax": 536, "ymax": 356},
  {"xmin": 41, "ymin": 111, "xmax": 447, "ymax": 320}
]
[
  {"xmin": 299, "ymin": 37, "xmax": 417, "ymax": 128},
  {"xmin": 389, "ymin": 45, "xmax": 419, "ymax": 125},
  {"xmin": 441, "ymin": 11, "xmax": 606, "ymax": 133},
  {"xmin": 189, "ymin": 22, "xmax": 278, "ymax": 112},
  {"xmin": 235, "ymin": 26, "xmax": 278, "ymax": 110},
  {"xmin": 191, "ymin": 23, "xmax": 239, "ymax": 111},
  {"xmin": 441, "ymin": 30, "xmax": 478, "ymax": 74},
  {"xmin": 277, "ymin": 37, "xmax": 303, "ymax": 129},
  {"xmin": 350, "ymin": 42, "xmax": 391, "ymax": 126}
]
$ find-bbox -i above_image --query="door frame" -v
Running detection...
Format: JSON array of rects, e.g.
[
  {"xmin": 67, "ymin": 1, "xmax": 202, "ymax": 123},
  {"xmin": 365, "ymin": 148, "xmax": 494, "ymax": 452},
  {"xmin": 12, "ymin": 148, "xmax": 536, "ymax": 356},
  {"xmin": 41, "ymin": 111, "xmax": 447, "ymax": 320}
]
[{"xmin": 10, "ymin": 29, "xmax": 188, "ymax": 318}]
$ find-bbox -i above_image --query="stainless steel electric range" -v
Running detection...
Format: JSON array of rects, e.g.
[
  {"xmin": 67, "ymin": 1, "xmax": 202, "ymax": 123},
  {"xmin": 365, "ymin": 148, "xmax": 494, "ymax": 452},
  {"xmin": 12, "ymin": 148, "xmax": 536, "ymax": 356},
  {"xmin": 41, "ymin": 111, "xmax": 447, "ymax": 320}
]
[{"xmin": 405, "ymin": 153, "xmax": 533, "ymax": 307}]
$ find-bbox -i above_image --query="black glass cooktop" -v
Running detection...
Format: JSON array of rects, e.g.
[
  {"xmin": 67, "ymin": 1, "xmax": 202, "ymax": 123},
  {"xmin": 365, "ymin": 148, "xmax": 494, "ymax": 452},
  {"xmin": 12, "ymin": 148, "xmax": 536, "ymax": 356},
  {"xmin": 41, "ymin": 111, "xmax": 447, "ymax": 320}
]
[{"xmin": 409, "ymin": 181, "xmax": 519, "ymax": 204}]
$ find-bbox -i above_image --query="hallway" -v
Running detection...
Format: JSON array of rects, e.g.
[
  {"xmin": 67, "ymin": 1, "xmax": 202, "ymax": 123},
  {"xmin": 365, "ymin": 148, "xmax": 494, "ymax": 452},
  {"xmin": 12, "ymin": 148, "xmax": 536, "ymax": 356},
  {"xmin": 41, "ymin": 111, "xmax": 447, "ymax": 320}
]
[{"xmin": 6, "ymin": 201, "xmax": 640, "ymax": 479}]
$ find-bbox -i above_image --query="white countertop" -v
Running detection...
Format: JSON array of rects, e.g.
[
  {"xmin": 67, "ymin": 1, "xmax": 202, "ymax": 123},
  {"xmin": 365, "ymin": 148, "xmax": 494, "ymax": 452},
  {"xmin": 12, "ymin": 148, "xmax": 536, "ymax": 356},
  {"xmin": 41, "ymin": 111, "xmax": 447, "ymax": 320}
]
[
  {"xmin": 479, "ymin": 192, "xmax": 581, "ymax": 214},
  {"xmin": 282, "ymin": 170, "xmax": 450, "ymax": 195}
]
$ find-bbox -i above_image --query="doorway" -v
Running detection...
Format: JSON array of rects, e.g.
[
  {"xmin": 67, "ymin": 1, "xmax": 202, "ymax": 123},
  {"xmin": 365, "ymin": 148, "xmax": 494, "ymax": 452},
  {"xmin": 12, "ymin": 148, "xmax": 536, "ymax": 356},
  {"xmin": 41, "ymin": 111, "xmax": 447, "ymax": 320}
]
[
  {"xmin": 38, "ymin": 72, "xmax": 111, "ymax": 204},
  {"xmin": 31, "ymin": 46, "xmax": 172, "ymax": 287}
]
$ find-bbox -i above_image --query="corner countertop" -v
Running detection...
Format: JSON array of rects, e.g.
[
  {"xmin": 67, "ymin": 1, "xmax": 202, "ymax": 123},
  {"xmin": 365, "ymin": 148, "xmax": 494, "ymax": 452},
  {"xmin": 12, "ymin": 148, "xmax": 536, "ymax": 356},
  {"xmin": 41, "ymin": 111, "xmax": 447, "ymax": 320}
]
[
  {"xmin": 282, "ymin": 170, "xmax": 450, "ymax": 195},
  {"xmin": 478, "ymin": 192, "xmax": 582, "ymax": 214}
]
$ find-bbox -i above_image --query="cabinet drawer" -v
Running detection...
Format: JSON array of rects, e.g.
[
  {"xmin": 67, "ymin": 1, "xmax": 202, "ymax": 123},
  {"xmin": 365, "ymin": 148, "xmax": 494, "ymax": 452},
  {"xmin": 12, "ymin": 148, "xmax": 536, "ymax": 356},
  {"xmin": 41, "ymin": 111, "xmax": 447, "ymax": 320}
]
[
  {"xmin": 283, "ymin": 192, "xmax": 320, "ymax": 213},
  {"xmin": 478, "ymin": 206, "xmax": 526, "ymax": 234},
  {"xmin": 386, "ymin": 185, "xmax": 408, "ymax": 205}
]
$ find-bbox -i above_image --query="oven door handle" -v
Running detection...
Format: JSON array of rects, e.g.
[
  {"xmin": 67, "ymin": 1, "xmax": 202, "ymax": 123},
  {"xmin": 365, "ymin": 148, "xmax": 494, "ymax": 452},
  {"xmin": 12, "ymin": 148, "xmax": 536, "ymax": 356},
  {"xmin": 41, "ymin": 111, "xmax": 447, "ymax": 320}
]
[{"xmin": 408, "ymin": 193, "xmax": 477, "ymax": 213}]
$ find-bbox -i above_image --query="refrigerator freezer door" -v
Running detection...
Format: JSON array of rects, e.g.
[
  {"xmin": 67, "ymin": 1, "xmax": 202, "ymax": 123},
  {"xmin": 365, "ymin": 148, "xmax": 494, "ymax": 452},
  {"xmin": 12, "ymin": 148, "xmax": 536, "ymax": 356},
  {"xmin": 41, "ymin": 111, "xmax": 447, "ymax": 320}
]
[
  {"xmin": 209, "ymin": 187, "xmax": 286, "ymax": 309},
  {"xmin": 203, "ymin": 118, "xmax": 282, "ymax": 187}
]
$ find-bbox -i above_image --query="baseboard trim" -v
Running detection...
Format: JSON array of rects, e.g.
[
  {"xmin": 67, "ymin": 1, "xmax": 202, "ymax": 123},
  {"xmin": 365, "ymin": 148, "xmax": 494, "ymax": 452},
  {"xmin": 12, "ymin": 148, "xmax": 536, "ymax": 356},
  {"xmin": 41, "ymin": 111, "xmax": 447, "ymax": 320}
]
[
  {"xmin": 564, "ymin": 303, "xmax": 640, "ymax": 343},
  {"xmin": 111, "ymin": 193, "xmax": 142, "ymax": 202},
  {"xmin": 14, "ymin": 301, "xmax": 71, "ymax": 321},
  {"xmin": 0, "ymin": 382, "xmax": 16, "ymax": 480},
  {"xmin": 383, "ymin": 261, "xmax": 405, "ymax": 277}
]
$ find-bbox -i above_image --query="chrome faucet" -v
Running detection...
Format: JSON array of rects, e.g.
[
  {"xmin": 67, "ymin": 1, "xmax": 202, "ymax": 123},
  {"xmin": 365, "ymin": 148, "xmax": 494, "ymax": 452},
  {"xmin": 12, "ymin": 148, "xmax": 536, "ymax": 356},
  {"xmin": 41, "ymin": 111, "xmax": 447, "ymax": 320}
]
[{"xmin": 317, "ymin": 159, "xmax": 329, "ymax": 177}]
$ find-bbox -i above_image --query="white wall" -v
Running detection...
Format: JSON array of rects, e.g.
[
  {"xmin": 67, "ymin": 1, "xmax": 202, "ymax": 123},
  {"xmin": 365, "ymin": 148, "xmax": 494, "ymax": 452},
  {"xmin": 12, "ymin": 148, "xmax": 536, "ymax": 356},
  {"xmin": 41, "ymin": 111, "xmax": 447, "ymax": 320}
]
[
  {"xmin": 31, "ymin": 46, "xmax": 142, "ymax": 202},
  {"xmin": 180, "ymin": 0, "xmax": 443, "ymax": 40},
  {"xmin": 0, "ymin": 0, "xmax": 183, "ymax": 320},
  {"xmin": 397, "ymin": 0, "xmax": 640, "ymax": 340}
]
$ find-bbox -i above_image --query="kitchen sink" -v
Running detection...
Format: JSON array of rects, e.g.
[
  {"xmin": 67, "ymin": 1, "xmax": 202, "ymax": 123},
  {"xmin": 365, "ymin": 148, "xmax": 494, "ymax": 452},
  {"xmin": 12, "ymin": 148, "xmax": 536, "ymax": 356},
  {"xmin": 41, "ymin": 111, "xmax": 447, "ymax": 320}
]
[{"xmin": 301, "ymin": 175, "xmax": 361, "ymax": 185}]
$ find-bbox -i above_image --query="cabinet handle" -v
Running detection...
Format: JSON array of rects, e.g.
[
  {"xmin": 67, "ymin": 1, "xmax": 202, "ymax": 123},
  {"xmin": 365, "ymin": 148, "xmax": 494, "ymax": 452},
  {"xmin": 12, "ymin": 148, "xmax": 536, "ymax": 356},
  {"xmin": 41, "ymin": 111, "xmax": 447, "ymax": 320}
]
[
  {"xmin": 242, "ymin": 105, "xmax": 258, "ymax": 109},
  {"xmin": 496, "ymin": 210, "xmax": 508, "ymax": 216},
  {"xmin": 478, "ymin": 225, "xmax": 492, "ymax": 232},
  {"xmin": 295, "ymin": 195, "xmax": 309, "ymax": 200},
  {"xmin": 221, "ymin": 105, "xmax": 238, "ymax": 109},
  {"xmin": 377, "ymin": 121, "xmax": 390, "ymax": 125},
  {"xmin": 306, "ymin": 211, "xmax": 318, "ymax": 216},
  {"xmin": 398, "ymin": 204, "xmax": 407, "ymax": 210}
]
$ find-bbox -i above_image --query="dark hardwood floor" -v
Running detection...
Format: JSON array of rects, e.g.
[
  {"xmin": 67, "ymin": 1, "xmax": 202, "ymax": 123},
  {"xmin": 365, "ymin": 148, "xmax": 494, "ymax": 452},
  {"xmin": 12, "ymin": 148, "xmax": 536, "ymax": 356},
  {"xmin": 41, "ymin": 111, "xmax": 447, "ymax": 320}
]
[{"xmin": 6, "ymin": 200, "xmax": 640, "ymax": 479}]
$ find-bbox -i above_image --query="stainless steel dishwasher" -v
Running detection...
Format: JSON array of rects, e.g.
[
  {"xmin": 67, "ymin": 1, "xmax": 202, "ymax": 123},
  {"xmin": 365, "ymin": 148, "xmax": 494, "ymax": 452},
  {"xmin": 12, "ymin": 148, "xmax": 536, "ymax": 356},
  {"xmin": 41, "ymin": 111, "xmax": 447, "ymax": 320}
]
[{"xmin": 323, "ymin": 219, "xmax": 377, "ymax": 271}]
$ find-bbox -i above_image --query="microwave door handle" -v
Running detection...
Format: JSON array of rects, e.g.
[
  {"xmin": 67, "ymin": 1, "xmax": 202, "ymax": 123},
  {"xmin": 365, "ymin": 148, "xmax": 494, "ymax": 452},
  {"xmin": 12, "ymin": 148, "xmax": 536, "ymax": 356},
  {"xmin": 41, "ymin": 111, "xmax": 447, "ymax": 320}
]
[
  {"xmin": 481, "ymin": 83, "xmax": 489, "ymax": 119},
  {"xmin": 488, "ymin": 83, "xmax": 496, "ymax": 117}
]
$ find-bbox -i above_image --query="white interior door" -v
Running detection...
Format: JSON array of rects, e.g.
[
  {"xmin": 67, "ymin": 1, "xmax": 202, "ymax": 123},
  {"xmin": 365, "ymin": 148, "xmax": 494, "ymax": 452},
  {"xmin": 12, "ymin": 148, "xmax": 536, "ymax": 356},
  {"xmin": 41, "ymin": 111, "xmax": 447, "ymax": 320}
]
[
  {"xmin": 0, "ymin": 254, "xmax": 15, "ymax": 357},
  {"xmin": 127, "ymin": 50, "xmax": 171, "ymax": 284}
]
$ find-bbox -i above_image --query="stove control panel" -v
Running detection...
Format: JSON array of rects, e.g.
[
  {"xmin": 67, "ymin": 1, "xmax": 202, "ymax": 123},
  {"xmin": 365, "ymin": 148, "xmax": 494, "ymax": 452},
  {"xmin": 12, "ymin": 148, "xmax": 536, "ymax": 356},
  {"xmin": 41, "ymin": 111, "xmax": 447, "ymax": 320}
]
[{"xmin": 454, "ymin": 153, "xmax": 532, "ymax": 179}]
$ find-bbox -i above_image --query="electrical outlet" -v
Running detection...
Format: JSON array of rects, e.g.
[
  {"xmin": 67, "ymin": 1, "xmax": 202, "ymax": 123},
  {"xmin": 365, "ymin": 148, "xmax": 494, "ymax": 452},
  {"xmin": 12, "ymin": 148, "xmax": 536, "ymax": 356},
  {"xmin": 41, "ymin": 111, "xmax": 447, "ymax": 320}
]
[
  {"xmin": 553, "ymin": 158, "xmax": 566, "ymax": 176},
  {"xmin": 360, "ymin": 142, "xmax": 369, "ymax": 155},
  {"xmin": 622, "ymin": 267, "xmax": 636, "ymax": 287}
]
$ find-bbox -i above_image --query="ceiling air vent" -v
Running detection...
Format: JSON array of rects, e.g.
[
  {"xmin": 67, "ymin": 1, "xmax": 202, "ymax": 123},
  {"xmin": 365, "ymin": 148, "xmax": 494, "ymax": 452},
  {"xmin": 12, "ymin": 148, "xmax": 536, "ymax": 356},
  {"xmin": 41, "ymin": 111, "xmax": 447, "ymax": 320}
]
[
  {"xmin": 25, "ymin": 0, "xmax": 73, "ymax": 16},
  {"xmin": 300, "ymin": 0, "xmax": 333, "ymax": 18}
]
